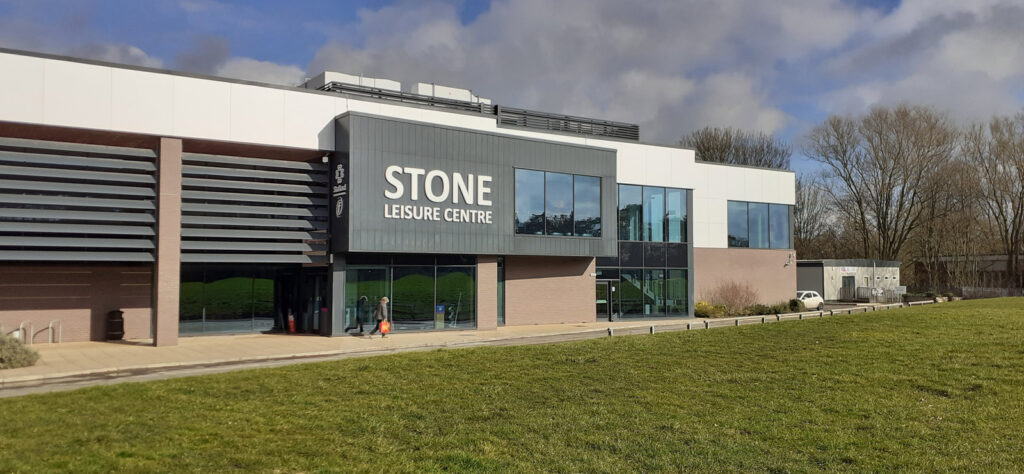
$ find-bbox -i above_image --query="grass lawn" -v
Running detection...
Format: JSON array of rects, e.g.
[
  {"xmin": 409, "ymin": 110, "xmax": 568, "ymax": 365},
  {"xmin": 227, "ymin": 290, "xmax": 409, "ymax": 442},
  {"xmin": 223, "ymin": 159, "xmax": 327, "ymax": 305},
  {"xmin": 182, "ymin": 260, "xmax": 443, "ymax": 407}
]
[{"xmin": 2, "ymin": 298, "xmax": 1024, "ymax": 472}]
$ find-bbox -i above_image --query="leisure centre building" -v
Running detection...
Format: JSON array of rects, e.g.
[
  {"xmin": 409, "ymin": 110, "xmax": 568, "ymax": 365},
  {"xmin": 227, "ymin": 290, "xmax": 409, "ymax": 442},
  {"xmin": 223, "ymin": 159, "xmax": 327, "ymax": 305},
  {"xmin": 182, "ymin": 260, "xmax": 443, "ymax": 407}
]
[{"xmin": 0, "ymin": 48, "xmax": 795, "ymax": 345}]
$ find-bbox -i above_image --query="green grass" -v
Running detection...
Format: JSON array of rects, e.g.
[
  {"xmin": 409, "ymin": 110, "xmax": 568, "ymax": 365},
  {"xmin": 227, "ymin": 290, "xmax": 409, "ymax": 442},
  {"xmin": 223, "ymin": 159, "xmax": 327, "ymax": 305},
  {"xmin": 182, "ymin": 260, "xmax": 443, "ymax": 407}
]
[{"xmin": 3, "ymin": 298, "xmax": 1024, "ymax": 472}]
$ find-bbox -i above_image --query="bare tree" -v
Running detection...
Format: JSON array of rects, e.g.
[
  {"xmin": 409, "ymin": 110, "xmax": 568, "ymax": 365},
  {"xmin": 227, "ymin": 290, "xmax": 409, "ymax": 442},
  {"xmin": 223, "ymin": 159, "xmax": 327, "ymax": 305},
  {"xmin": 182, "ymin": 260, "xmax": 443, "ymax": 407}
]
[
  {"xmin": 793, "ymin": 175, "xmax": 831, "ymax": 258},
  {"xmin": 963, "ymin": 114, "xmax": 1024, "ymax": 288},
  {"xmin": 804, "ymin": 105, "xmax": 958, "ymax": 261},
  {"xmin": 681, "ymin": 126, "xmax": 791, "ymax": 169}
]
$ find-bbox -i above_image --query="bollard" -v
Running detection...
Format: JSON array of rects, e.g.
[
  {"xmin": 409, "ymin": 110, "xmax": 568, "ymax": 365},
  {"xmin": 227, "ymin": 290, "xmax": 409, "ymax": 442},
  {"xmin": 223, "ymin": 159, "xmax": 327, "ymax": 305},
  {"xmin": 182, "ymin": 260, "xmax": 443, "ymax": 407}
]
[
  {"xmin": 776, "ymin": 314, "xmax": 781, "ymax": 321},
  {"xmin": 650, "ymin": 325, "xmax": 655, "ymax": 334},
  {"xmin": 820, "ymin": 311, "xmax": 824, "ymax": 318},
  {"xmin": 608, "ymin": 328, "xmax": 614, "ymax": 337},
  {"xmin": 686, "ymin": 322, "xmax": 691, "ymax": 330},
  {"xmin": 830, "ymin": 310, "xmax": 834, "ymax": 316},
  {"xmin": 799, "ymin": 313, "xmax": 803, "ymax": 320},
  {"xmin": 704, "ymin": 321, "xmax": 710, "ymax": 329},
  {"xmin": 762, "ymin": 316, "xmax": 766, "ymax": 324},
  {"xmin": 735, "ymin": 319, "xmax": 739, "ymax": 326}
]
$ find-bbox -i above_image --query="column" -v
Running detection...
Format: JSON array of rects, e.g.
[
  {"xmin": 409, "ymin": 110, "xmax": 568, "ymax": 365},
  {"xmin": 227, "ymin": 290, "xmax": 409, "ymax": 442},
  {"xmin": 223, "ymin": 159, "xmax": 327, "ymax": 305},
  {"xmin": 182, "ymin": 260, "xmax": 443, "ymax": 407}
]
[
  {"xmin": 325, "ymin": 254, "xmax": 347, "ymax": 336},
  {"xmin": 477, "ymin": 256, "xmax": 498, "ymax": 330},
  {"xmin": 153, "ymin": 137, "xmax": 182, "ymax": 346}
]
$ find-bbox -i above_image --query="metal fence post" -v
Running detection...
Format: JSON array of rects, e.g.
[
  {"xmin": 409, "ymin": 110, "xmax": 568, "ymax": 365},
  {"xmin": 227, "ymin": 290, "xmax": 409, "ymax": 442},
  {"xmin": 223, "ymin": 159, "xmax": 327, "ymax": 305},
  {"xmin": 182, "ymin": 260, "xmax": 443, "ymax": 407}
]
[
  {"xmin": 650, "ymin": 325, "xmax": 655, "ymax": 334},
  {"xmin": 704, "ymin": 321, "xmax": 710, "ymax": 329},
  {"xmin": 607, "ymin": 328, "xmax": 613, "ymax": 337}
]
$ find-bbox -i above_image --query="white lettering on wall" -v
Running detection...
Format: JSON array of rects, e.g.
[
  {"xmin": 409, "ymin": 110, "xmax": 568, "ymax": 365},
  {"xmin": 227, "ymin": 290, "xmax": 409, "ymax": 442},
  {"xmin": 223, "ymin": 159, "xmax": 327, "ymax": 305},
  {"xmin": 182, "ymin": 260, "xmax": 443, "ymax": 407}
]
[
  {"xmin": 424, "ymin": 170, "xmax": 451, "ymax": 203},
  {"xmin": 453, "ymin": 172, "xmax": 473, "ymax": 205},
  {"xmin": 383, "ymin": 166, "xmax": 494, "ymax": 225},
  {"xmin": 384, "ymin": 165, "xmax": 404, "ymax": 199}
]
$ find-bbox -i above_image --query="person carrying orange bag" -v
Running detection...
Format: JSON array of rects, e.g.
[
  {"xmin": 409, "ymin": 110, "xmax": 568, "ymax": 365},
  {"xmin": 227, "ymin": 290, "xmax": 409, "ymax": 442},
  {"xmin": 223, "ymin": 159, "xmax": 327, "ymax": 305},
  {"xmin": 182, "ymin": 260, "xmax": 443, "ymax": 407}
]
[{"xmin": 370, "ymin": 296, "xmax": 390, "ymax": 338}]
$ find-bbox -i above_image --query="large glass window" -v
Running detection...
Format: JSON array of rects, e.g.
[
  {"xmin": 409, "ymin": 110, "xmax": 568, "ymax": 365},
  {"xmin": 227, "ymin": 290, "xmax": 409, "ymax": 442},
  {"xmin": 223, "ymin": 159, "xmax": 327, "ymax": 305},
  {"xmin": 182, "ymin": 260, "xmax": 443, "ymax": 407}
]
[
  {"xmin": 666, "ymin": 269, "xmax": 688, "ymax": 316},
  {"xmin": 666, "ymin": 188, "xmax": 687, "ymax": 243},
  {"xmin": 618, "ymin": 184, "xmax": 643, "ymax": 241},
  {"xmin": 769, "ymin": 204, "xmax": 790, "ymax": 249},
  {"xmin": 545, "ymin": 172, "xmax": 573, "ymax": 236},
  {"xmin": 728, "ymin": 201, "xmax": 749, "ymax": 248},
  {"xmin": 643, "ymin": 269, "xmax": 665, "ymax": 316},
  {"xmin": 643, "ymin": 187, "xmax": 665, "ymax": 242},
  {"xmin": 748, "ymin": 202, "xmax": 769, "ymax": 249},
  {"xmin": 436, "ymin": 267, "xmax": 476, "ymax": 329},
  {"xmin": 344, "ymin": 267, "xmax": 390, "ymax": 333},
  {"xmin": 574, "ymin": 175, "xmax": 601, "ymax": 237},
  {"xmin": 516, "ymin": 169, "xmax": 601, "ymax": 237},
  {"xmin": 515, "ymin": 169, "xmax": 545, "ymax": 235},
  {"xmin": 619, "ymin": 269, "xmax": 644, "ymax": 318},
  {"xmin": 391, "ymin": 266, "xmax": 435, "ymax": 331},
  {"xmin": 728, "ymin": 201, "xmax": 792, "ymax": 249}
]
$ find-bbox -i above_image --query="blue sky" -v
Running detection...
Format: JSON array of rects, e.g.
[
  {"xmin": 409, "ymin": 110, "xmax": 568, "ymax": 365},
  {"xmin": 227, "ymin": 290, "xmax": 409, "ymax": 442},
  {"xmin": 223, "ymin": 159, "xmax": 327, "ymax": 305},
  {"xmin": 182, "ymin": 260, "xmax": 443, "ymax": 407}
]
[{"xmin": 1, "ymin": 0, "xmax": 1022, "ymax": 174}]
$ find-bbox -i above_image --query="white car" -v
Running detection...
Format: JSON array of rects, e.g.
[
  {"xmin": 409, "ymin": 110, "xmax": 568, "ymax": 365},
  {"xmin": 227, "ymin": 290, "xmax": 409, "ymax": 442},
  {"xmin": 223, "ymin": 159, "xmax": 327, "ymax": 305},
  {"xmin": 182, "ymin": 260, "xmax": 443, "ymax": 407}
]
[{"xmin": 797, "ymin": 291, "xmax": 824, "ymax": 311}]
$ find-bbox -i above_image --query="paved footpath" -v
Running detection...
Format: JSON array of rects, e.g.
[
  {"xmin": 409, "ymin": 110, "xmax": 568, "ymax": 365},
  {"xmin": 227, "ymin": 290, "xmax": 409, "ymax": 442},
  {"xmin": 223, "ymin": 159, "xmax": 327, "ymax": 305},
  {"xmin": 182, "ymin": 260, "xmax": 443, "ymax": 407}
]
[{"xmin": 1, "ymin": 304, "xmax": 903, "ymax": 398}]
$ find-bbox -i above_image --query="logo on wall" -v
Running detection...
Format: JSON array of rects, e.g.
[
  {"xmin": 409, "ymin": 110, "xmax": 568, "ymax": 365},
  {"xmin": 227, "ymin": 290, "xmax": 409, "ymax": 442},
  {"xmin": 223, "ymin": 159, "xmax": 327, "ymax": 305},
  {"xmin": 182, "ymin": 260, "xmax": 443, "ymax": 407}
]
[
  {"xmin": 333, "ymin": 163, "xmax": 348, "ymax": 219},
  {"xmin": 382, "ymin": 165, "xmax": 494, "ymax": 224}
]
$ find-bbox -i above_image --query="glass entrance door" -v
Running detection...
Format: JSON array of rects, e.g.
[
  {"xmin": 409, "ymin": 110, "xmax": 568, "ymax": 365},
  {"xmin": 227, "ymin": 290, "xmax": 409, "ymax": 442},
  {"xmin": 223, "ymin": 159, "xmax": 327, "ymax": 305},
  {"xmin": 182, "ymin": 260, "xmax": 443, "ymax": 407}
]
[
  {"xmin": 596, "ymin": 281, "xmax": 613, "ymax": 322},
  {"xmin": 344, "ymin": 267, "xmax": 390, "ymax": 334}
]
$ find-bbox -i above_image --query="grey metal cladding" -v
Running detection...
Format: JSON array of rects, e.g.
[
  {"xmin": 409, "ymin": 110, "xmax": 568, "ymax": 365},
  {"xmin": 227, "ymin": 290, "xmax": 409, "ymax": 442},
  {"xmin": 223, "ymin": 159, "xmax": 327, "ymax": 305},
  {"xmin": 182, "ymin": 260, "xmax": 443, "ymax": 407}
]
[
  {"xmin": 179, "ymin": 152, "xmax": 329, "ymax": 265},
  {"xmin": 0, "ymin": 139, "xmax": 157, "ymax": 261},
  {"xmin": 338, "ymin": 113, "xmax": 617, "ymax": 257}
]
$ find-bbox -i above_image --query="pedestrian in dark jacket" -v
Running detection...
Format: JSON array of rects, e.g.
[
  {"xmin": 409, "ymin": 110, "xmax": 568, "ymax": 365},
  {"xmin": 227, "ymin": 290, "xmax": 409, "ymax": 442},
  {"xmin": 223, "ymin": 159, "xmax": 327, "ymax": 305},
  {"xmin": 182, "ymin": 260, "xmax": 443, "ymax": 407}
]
[{"xmin": 369, "ymin": 296, "xmax": 389, "ymax": 337}]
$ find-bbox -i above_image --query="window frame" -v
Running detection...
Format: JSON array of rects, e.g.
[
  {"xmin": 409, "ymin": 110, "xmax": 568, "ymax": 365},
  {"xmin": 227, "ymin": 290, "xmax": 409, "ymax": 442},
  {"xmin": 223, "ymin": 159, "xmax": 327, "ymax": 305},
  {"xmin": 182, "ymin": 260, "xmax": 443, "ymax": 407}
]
[
  {"xmin": 727, "ymin": 200, "xmax": 793, "ymax": 250},
  {"xmin": 513, "ymin": 167, "xmax": 603, "ymax": 239}
]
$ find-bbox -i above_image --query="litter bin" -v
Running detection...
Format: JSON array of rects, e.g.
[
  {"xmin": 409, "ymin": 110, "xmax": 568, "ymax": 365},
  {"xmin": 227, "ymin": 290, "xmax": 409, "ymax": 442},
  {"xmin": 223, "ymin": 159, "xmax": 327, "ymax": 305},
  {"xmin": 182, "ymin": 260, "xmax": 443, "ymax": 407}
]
[{"xmin": 106, "ymin": 310, "xmax": 124, "ymax": 341}]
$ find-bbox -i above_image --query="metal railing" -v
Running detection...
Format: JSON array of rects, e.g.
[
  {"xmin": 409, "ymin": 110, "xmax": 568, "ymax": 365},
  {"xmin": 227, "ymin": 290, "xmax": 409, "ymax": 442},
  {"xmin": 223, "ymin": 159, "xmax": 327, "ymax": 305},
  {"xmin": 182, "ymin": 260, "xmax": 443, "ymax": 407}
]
[{"xmin": 318, "ymin": 82, "xmax": 641, "ymax": 141}]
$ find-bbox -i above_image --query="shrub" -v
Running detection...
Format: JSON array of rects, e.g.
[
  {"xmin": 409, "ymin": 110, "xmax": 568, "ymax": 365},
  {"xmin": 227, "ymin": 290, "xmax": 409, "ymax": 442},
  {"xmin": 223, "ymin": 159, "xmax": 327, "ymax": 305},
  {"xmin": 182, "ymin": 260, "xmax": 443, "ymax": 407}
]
[
  {"xmin": 942, "ymin": 292, "xmax": 955, "ymax": 298},
  {"xmin": 769, "ymin": 301, "xmax": 791, "ymax": 314},
  {"xmin": 925, "ymin": 291, "xmax": 936, "ymax": 298},
  {"xmin": 746, "ymin": 304, "xmax": 772, "ymax": 316},
  {"xmin": 0, "ymin": 334, "xmax": 40, "ymax": 370},
  {"xmin": 703, "ymin": 280, "xmax": 760, "ymax": 316},
  {"xmin": 694, "ymin": 301, "xmax": 726, "ymax": 318},
  {"xmin": 788, "ymin": 298, "xmax": 806, "ymax": 313}
]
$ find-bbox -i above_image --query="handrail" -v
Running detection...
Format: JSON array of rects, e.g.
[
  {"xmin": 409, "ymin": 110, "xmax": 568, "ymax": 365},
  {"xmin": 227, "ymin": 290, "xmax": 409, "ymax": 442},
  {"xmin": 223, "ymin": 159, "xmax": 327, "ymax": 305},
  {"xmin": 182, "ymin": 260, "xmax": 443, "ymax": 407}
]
[{"xmin": 47, "ymin": 320, "xmax": 62, "ymax": 344}]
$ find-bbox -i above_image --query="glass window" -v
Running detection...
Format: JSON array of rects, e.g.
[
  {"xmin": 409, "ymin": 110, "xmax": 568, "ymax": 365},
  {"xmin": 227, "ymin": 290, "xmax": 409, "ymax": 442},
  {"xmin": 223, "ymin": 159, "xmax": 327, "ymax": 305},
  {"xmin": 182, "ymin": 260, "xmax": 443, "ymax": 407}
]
[
  {"xmin": 748, "ymin": 202, "xmax": 769, "ymax": 248},
  {"xmin": 618, "ymin": 184, "xmax": 642, "ymax": 241},
  {"xmin": 252, "ymin": 269, "xmax": 276, "ymax": 332},
  {"xmin": 770, "ymin": 204, "xmax": 790, "ymax": 249},
  {"xmin": 179, "ymin": 267, "xmax": 205, "ymax": 334},
  {"xmin": 344, "ymin": 267, "xmax": 390, "ymax": 333},
  {"xmin": 643, "ymin": 269, "xmax": 665, "ymax": 316},
  {"xmin": 666, "ymin": 188, "xmax": 687, "ymax": 243},
  {"xmin": 666, "ymin": 269, "xmax": 688, "ymax": 316},
  {"xmin": 619, "ymin": 241, "xmax": 643, "ymax": 267},
  {"xmin": 573, "ymin": 175, "xmax": 601, "ymax": 237},
  {"xmin": 545, "ymin": 172, "xmax": 573, "ymax": 236},
  {"xmin": 515, "ymin": 169, "xmax": 545, "ymax": 235},
  {"xmin": 619, "ymin": 269, "xmax": 644, "ymax": 318},
  {"xmin": 203, "ymin": 268, "xmax": 254, "ymax": 333},
  {"xmin": 728, "ymin": 201, "xmax": 749, "ymax": 248},
  {"xmin": 436, "ymin": 267, "xmax": 476, "ymax": 329},
  {"xmin": 643, "ymin": 242, "xmax": 666, "ymax": 267},
  {"xmin": 643, "ymin": 186, "xmax": 665, "ymax": 242},
  {"xmin": 391, "ymin": 266, "xmax": 435, "ymax": 332}
]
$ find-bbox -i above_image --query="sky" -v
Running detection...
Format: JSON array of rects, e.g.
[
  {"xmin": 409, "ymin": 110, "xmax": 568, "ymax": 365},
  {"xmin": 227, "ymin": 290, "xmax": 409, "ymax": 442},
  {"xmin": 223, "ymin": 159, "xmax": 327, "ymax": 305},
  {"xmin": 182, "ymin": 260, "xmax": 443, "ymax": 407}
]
[{"xmin": 1, "ymin": 0, "xmax": 1023, "ymax": 174}]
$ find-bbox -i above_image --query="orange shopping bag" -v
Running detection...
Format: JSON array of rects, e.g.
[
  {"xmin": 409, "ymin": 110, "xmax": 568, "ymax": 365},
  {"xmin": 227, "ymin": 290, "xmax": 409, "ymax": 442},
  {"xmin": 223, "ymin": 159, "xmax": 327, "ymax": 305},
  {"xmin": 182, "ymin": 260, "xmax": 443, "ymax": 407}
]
[{"xmin": 380, "ymin": 320, "xmax": 391, "ymax": 334}]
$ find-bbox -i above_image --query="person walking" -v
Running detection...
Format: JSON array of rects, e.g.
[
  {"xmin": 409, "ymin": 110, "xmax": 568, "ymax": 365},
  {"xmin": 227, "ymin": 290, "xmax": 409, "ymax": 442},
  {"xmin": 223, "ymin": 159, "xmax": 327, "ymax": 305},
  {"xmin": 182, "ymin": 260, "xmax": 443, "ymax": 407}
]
[{"xmin": 369, "ymin": 296, "xmax": 390, "ymax": 337}]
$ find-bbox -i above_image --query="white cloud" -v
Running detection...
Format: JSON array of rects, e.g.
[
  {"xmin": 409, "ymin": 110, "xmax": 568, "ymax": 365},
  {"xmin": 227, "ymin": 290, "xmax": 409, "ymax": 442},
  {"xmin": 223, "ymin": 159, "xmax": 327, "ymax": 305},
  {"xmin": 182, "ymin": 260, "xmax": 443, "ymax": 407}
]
[{"xmin": 214, "ymin": 57, "xmax": 306, "ymax": 86}]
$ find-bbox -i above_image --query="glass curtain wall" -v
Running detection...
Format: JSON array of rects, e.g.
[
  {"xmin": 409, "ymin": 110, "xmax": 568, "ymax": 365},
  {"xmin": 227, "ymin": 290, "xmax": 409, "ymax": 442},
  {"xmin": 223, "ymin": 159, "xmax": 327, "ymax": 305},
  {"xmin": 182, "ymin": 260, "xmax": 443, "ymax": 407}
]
[
  {"xmin": 344, "ymin": 255, "xmax": 477, "ymax": 333},
  {"xmin": 515, "ymin": 169, "xmax": 602, "ymax": 237},
  {"xmin": 607, "ymin": 185, "xmax": 691, "ymax": 319},
  {"xmin": 574, "ymin": 176, "xmax": 601, "ymax": 237},
  {"xmin": 748, "ymin": 202, "xmax": 769, "ymax": 248},
  {"xmin": 769, "ymin": 204, "xmax": 790, "ymax": 249},
  {"xmin": 728, "ymin": 201, "xmax": 793, "ymax": 249},
  {"xmin": 515, "ymin": 169, "xmax": 545, "ymax": 235},
  {"xmin": 545, "ymin": 172, "xmax": 573, "ymax": 236}
]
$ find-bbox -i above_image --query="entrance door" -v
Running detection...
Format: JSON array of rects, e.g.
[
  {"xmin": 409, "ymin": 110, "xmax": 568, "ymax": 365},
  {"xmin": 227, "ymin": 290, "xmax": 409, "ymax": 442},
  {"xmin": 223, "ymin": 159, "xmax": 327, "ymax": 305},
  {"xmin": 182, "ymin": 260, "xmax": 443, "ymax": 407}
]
[
  {"xmin": 596, "ymin": 281, "xmax": 614, "ymax": 322},
  {"xmin": 841, "ymin": 275, "xmax": 856, "ymax": 301},
  {"xmin": 344, "ymin": 267, "xmax": 390, "ymax": 334}
]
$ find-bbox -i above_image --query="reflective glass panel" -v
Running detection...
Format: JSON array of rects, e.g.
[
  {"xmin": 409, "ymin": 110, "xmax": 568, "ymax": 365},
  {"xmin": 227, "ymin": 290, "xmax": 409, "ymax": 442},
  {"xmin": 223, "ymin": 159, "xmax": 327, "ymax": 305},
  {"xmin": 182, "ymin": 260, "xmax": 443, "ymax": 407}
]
[
  {"xmin": 436, "ymin": 267, "xmax": 476, "ymax": 329},
  {"xmin": 515, "ymin": 169, "xmax": 545, "ymax": 235},
  {"xmin": 748, "ymin": 202, "xmax": 769, "ymax": 248},
  {"xmin": 618, "ymin": 184, "xmax": 642, "ymax": 241},
  {"xmin": 666, "ymin": 188, "xmax": 687, "ymax": 243},
  {"xmin": 666, "ymin": 269, "xmax": 688, "ymax": 316},
  {"xmin": 179, "ymin": 266, "xmax": 205, "ymax": 334},
  {"xmin": 727, "ymin": 201, "xmax": 749, "ymax": 248},
  {"xmin": 344, "ymin": 267, "xmax": 390, "ymax": 333},
  {"xmin": 573, "ymin": 175, "xmax": 601, "ymax": 237},
  {"xmin": 391, "ymin": 266, "xmax": 435, "ymax": 332},
  {"xmin": 545, "ymin": 172, "xmax": 573, "ymax": 236},
  {"xmin": 252, "ymin": 269, "xmax": 275, "ymax": 332},
  {"xmin": 619, "ymin": 269, "xmax": 644, "ymax": 318},
  {"xmin": 203, "ymin": 268, "xmax": 254, "ymax": 333},
  {"xmin": 770, "ymin": 204, "xmax": 790, "ymax": 249},
  {"xmin": 644, "ymin": 269, "xmax": 665, "ymax": 316},
  {"xmin": 643, "ymin": 186, "xmax": 665, "ymax": 242}
]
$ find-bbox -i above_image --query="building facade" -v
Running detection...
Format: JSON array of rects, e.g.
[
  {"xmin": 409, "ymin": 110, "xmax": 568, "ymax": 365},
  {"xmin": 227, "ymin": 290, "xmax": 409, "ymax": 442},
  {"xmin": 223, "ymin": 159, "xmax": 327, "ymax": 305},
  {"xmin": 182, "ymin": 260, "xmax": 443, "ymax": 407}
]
[
  {"xmin": 797, "ymin": 259, "xmax": 901, "ymax": 301},
  {"xmin": 0, "ymin": 48, "xmax": 795, "ymax": 345}
]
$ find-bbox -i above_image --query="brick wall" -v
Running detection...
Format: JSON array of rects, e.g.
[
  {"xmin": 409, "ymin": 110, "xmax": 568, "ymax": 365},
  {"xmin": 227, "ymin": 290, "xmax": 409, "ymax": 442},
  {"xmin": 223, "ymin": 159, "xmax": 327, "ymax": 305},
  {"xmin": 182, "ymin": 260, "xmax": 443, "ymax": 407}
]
[
  {"xmin": 0, "ymin": 264, "xmax": 153, "ymax": 343},
  {"xmin": 505, "ymin": 256, "xmax": 595, "ymax": 325},
  {"xmin": 692, "ymin": 248, "xmax": 796, "ymax": 304}
]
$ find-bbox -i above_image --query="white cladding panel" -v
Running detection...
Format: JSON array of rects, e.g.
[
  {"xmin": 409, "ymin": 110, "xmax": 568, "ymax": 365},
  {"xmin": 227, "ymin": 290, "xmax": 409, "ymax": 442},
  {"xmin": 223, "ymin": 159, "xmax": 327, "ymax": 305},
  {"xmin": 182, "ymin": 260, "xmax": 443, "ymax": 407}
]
[
  {"xmin": 111, "ymin": 68, "xmax": 175, "ymax": 133},
  {"xmin": 43, "ymin": 59, "xmax": 113, "ymax": 129},
  {"xmin": 0, "ymin": 53, "xmax": 45, "ymax": 123}
]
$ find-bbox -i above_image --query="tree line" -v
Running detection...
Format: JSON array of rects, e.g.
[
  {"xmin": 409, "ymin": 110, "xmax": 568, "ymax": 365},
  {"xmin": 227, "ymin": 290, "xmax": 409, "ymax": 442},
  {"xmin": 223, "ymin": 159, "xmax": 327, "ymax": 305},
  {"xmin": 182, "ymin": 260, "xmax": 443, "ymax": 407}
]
[{"xmin": 681, "ymin": 105, "xmax": 1024, "ymax": 291}]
